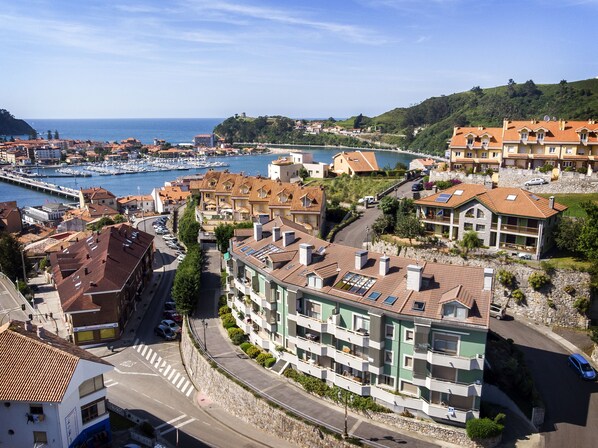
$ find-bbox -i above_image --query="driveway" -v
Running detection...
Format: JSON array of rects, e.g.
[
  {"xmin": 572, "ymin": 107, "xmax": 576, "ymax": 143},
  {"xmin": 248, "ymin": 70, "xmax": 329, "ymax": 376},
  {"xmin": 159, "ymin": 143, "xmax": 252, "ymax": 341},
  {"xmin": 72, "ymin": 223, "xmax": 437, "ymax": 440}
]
[
  {"xmin": 332, "ymin": 179, "xmax": 423, "ymax": 248},
  {"xmin": 491, "ymin": 317, "xmax": 598, "ymax": 447}
]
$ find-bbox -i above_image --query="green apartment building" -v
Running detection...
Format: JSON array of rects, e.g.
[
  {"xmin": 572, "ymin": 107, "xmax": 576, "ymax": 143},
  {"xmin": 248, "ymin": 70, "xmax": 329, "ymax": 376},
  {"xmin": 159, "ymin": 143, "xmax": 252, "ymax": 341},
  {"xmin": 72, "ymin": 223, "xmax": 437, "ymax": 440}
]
[{"xmin": 225, "ymin": 218, "xmax": 493, "ymax": 424}]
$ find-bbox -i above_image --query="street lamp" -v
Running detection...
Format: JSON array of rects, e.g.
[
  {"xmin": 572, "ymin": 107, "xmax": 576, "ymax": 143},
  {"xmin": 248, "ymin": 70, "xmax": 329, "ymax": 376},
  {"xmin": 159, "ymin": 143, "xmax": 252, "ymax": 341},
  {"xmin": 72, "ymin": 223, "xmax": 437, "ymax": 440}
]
[
  {"xmin": 365, "ymin": 226, "xmax": 369, "ymax": 250},
  {"xmin": 201, "ymin": 319, "xmax": 208, "ymax": 352}
]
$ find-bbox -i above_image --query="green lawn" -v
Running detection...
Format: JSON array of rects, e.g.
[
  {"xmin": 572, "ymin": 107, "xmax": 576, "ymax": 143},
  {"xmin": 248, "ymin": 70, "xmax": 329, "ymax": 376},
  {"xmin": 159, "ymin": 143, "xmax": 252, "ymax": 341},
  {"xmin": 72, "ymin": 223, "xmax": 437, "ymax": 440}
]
[
  {"xmin": 539, "ymin": 193, "xmax": 598, "ymax": 218},
  {"xmin": 307, "ymin": 176, "xmax": 401, "ymax": 204}
]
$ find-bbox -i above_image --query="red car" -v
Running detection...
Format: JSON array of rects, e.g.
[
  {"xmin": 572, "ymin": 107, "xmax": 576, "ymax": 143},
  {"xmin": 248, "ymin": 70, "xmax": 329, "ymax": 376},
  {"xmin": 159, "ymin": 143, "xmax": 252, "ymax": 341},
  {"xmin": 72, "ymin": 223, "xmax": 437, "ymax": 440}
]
[{"xmin": 163, "ymin": 311, "xmax": 183, "ymax": 323}]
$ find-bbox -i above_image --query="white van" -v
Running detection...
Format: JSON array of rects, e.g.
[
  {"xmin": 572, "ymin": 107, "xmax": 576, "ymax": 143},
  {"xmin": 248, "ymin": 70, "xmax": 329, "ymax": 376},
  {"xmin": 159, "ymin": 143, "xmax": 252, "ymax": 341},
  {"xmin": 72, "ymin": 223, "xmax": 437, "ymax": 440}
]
[{"xmin": 358, "ymin": 196, "xmax": 375, "ymax": 205}]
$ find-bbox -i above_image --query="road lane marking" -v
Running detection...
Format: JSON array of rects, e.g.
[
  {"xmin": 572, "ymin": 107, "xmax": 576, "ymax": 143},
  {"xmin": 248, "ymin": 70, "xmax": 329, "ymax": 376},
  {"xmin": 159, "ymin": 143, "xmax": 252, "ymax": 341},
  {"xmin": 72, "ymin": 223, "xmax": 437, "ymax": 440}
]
[
  {"xmin": 114, "ymin": 368, "xmax": 158, "ymax": 377},
  {"xmin": 156, "ymin": 414, "xmax": 188, "ymax": 430},
  {"xmin": 160, "ymin": 418, "xmax": 196, "ymax": 435},
  {"xmin": 104, "ymin": 379, "xmax": 118, "ymax": 388}
]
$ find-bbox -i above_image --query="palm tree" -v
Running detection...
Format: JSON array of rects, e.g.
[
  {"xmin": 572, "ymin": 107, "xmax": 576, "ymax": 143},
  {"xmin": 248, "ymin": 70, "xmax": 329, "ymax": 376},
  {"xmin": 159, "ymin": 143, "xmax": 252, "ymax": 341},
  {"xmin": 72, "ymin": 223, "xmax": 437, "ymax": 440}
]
[{"xmin": 460, "ymin": 230, "xmax": 482, "ymax": 254}]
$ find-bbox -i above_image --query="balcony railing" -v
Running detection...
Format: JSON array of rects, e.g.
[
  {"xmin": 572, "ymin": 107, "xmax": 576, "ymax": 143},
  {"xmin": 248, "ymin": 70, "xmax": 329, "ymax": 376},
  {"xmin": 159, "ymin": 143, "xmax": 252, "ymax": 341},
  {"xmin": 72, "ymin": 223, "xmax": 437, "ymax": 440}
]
[
  {"xmin": 296, "ymin": 359, "xmax": 328, "ymax": 380},
  {"xmin": 295, "ymin": 336, "xmax": 331, "ymax": 357},
  {"xmin": 420, "ymin": 396, "xmax": 478, "ymax": 423},
  {"xmin": 332, "ymin": 371, "xmax": 371, "ymax": 395},
  {"xmin": 233, "ymin": 278, "xmax": 252, "ymax": 295},
  {"xmin": 499, "ymin": 242, "xmax": 535, "ymax": 253},
  {"xmin": 296, "ymin": 313, "xmax": 328, "ymax": 333},
  {"xmin": 412, "ymin": 374, "xmax": 482, "ymax": 397},
  {"xmin": 491, "ymin": 223, "xmax": 539, "ymax": 236},
  {"xmin": 334, "ymin": 348, "xmax": 369, "ymax": 372},
  {"xmin": 334, "ymin": 326, "xmax": 369, "ymax": 347},
  {"xmin": 413, "ymin": 343, "xmax": 484, "ymax": 370},
  {"xmin": 422, "ymin": 215, "xmax": 454, "ymax": 224}
]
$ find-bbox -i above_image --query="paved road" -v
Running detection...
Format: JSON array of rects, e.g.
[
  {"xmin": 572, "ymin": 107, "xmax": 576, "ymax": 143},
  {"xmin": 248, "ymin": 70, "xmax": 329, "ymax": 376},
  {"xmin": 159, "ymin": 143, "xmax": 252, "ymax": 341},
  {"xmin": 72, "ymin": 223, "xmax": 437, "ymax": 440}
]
[
  {"xmin": 333, "ymin": 178, "xmax": 423, "ymax": 248},
  {"xmin": 0, "ymin": 274, "xmax": 30, "ymax": 324},
  {"xmin": 191, "ymin": 249, "xmax": 441, "ymax": 448},
  {"xmin": 490, "ymin": 317, "xmax": 598, "ymax": 447}
]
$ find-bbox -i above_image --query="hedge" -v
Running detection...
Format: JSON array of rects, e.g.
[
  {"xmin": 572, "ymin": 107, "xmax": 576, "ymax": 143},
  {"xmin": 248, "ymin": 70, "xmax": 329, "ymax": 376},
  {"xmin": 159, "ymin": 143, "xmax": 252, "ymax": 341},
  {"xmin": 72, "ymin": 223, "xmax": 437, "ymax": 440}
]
[
  {"xmin": 246, "ymin": 346, "xmax": 261, "ymax": 359},
  {"xmin": 466, "ymin": 414, "xmax": 505, "ymax": 440}
]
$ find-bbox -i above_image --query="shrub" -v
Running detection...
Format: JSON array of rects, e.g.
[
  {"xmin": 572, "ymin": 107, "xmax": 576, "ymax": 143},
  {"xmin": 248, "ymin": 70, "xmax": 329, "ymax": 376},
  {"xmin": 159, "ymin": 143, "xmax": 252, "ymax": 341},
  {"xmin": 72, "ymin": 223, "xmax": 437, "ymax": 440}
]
[
  {"xmin": 220, "ymin": 313, "xmax": 236, "ymax": 329},
  {"xmin": 246, "ymin": 345, "xmax": 261, "ymax": 359},
  {"xmin": 538, "ymin": 163, "xmax": 554, "ymax": 174},
  {"xmin": 466, "ymin": 416, "xmax": 504, "ymax": 440},
  {"xmin": 512, "ymin": 289, "xmax": 526, "ymax": 305},
  {"xmin": 240, "ymin": 342, "xmax": 252, "ymax": 353},
  {"xmin": 577, "ymin": 167, "xmax": 588, "ymax": 174},
  {"xmin": 540, "ymin": 260, "xmax": 555, "ymax": 275},
  {"xmin": 218, "ymin": 295, "xmax": 227, "ymax": 307},
  {"xmin": 264, "ymin": 357, "xmax": 276, "ymax": 368},
  {"xmin": 227, "ymin": 327, "xmax": 245, "ymax": 343},
  {"xmin": 528, "ymin": 272, "xmax": 550, "ymax": 290},
  {"xmin": 563, "ymin": 285, "xmax": 576, "ymax": 295},
  {"xmin": 573, "ymin": 296, "xmax": 591, "ymax": 314},
  {"xmin": 400, "ymin": 409, "xmax": 414, "ymax": 418},
  {"xmin": 218, "ymin": 305, "xmax": 231, "ymax": 316},
  {"xmin": 256, "ymin": 352, "xmax": 274, "ymax": 367},
  {"xmin": 283, "ymin": 368, "xmax": 299, "ymax": 380},
  {"xmin": 497, "ymin": 269, "xmax": 515, "ymax": 288}
]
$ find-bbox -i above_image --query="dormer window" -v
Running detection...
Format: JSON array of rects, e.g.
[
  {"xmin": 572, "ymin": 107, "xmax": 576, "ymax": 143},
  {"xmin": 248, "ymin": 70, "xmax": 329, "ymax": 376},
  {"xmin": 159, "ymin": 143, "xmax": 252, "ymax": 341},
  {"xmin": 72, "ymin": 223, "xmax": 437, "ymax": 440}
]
[
  {"xmin": 537, "ymin": 131, "xmax": 544, "ymax": 142},
  {"xmin": 442, "ymin": 302, "xmax": 468, "ymax": 319},
  {"xmin": 302, "ymin": 196, "xmax": 312, "ymax": 207},
  {"xmin": 278, "ymin": 192, "xmax": 288, "ymax": 203},
  {"xmin": 580, "ymin": 132, "xmax": 588, "ymax": 143},
  {"xmin": 307, "ymin": 273, "xmax": 322, "ymax": 289},
  {"xmin": 224, "ymin": 182, "xmax": 232, "ymax": 191},
  {"xmin": 466, "ymin": 136, "xmax": 474, "ymax": 147},
  {"xmin": 521, "ymin": 131, "xmax": 528, "ymax": 141},
  {"xmin": 258, "ymin": 188, "xmax": 267, "ymax": 199},
  {"xmin": 240, "ymin": 185, "xmax": 249, "ymax": 194}
]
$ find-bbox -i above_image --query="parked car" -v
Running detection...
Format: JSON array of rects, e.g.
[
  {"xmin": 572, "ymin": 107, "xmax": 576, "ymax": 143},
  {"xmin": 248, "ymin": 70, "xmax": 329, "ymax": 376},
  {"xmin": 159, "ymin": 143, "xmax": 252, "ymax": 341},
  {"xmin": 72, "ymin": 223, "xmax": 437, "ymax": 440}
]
[
  {"xmin": 155, "ymin": 324, "xmax": 177, "ymax": 340},
  {"xmin": 160, "ymin": 319, "xmax": 181, "ymax": 333},
  {"xmin": 524, "ymin": 178, "xmax": 548, "ymax": 186},
  {"xmin": 163, "ymin": 311, "xmax": 183, "ymax": 323},
  {"xmin": 568, "ymin": 353, "xmax": 596, "ymax": 380},
  {"xmin": 164, "ymin": 301, "xmax": 176, "ymax": 311},
  {"xmin": 358, "ymin": 196, "xmax": 375, "ymax": 205},
  {"xmin": 176, "ymin": 254, "xmax": 185, "ymax": 262},
  {"xmin": 411, "ymin": 181, "xmax": 424, "ymax": 192},
  {"xmin": 517, "ymin": 252, "xmax": 532, "ymax": 260},
  {"xmin": 489, "ymin": 303, "xmax": 506, "ymax": 320}
]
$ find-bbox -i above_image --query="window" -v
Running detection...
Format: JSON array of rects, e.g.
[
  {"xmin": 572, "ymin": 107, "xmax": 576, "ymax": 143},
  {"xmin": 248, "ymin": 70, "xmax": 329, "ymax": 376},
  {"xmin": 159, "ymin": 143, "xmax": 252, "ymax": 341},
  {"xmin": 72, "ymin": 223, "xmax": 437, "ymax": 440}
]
[
  {"xmin": 378, "ymin": 374, "xmax": 395, "ymax": 388},
  {"xmin": 477, "ymin": 209, "xmax": 485, "ymax": 219},
  {"xmin": 466, "ymin": 152, "xmax": 473, "ymax": 158},
  {"xmin": 33, "ymin": 432, "xmax": 48, "ymax": 443},
  {"xmin": 466, "ymin": 137, "xmax": 474, "ymax": 146},
  {"xmin": 521, "ymin": 131, "xmax": 528, "ymax": 140},
  {"xmin": 81, "ymin": 398, "xmax": 106, "ymax": 424},
  {"xmin": 581, "ymin": 132, "xmax": 588, "ymax": 142},
  {"xmin": 481, "ymin": 152, "xmax": 487, "ymax": 159},
  {"xmin": 537, "ymin": 131, "xmax": 544, "ymax": 141},
  {"xmin": 76, "ymin": 331, "xmax": 94, "ymax": 342},
  {"xmin": 465, "ymin": 208, "xmax": 474, "ymax": 218},
  {"xmin": 384, "ymin": 350, "xmax": 393, "ymax": 364},
  {"xmin": 565, "ymin": 147, "xmax": 573, "ymax": 154},
  {"xmin": 443, "ymin": 303, "xmax": 468, "ymax": 319},
  {"xmin": 400, "ymin": 380, "xmax": 419, "ymax": 397},
  {"xmin": 100, "ymin": 328, "xmax": 115, "ymax": 339},
  {"xmin": 403, "ymin": 355, "xmax": 414, "ymax": 370},
  {"xmin": 29, "ymin": 404, "xmax": 43, "ymax": 415},
  {"xmin": 433, "ymin": 333, "xmax": 459, "ymax": 355},
  {"xmin": 304, "ymin": 300, "xmax": 321, "ymax": 320},
  {"xmin": 455, "ymin": 151, "xmax": 461, "ymax": 157},
  {"xmin": 385, "ymin": 324, "xmax": 394, "ymax": 339},
  {"xmin": 549, "ymin": 147, "xmax": 556, "ymax": 154},
  {"xmin": 464, "ymin": 223, "xmax": 473, "ymax": 231},
  {"xmin": 563, "ymin": 161, "xmax": 574, "ymax": 167},
  {"xmin": 79, "ymin": 375, "xmax": 105, "ymax": 398},
  {"xmin": 404, "ymin": 329, "xmax": 414, "ymax": 343},
  {"xmin": 353, "ymin": 315, "xmax": 370, "ymax": 333},
  {"xmin": 476, "ymin": 224, "xmax": 485, "ymax": 232},
  {"xmin": 492, "ymin": 152, "xmax": 499, "ymax": 158}
]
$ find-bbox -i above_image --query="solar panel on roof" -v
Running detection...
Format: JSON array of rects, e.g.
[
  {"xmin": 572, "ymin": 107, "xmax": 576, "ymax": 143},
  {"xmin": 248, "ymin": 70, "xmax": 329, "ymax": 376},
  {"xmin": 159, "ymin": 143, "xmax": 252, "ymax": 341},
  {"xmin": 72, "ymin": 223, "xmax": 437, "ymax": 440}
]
[
  {"xmin": 246, "ymin": 249, "xmax": 256, "ymax": 255},
  {"xmin": 435, "ymin": 193, "xmax": 452, "ymax": 203},
  {"xmin": 333, "ymin": 272, "xmax": 376, "ymax": 296},
  {"xmin": 383, "ymin": 295, "xmax": 398, "ymax": 305},
  {"xmin": 530, "ymin": 194, "xmax": 540, "ymax": 201},
  {"xmin": 241, "ymin": 246, "xmax": 250, "ymax": 253},
  {"xmin": 366, "ymin": 292, "xmax": 381, "ymax": 301}
]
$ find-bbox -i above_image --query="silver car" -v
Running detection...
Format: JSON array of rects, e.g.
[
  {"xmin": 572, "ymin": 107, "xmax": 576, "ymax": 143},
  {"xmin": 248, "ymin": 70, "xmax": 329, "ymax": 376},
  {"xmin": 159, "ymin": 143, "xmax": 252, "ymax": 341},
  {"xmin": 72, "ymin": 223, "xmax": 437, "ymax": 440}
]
[{"xmin": 524, "ymin": 178, "xmax": 548, "ymax": 186}]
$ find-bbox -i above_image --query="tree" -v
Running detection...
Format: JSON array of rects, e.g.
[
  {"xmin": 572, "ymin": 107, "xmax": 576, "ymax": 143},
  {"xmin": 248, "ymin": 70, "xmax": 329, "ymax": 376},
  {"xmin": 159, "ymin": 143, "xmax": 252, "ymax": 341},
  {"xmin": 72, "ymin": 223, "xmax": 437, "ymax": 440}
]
[
  {"xmin": 378, "ymin": 196, "xmax": 399, "ymax": 216},
  {"xmin": 507, "ymin": 78, "xmax": 517, "ymax": 98},
  {"xmin": 394, "ymin": 215, "xmax": 423, "ymax": 244},
  {"xmin": 353, "ymin": 114, "xmax": 364, "ymax": 129},
  {"xmin": 372, "ymin": 214, "xmax": 394, "ymax": 237},
  {"xmin": 113, "ymin": 214, "xmax": 126, "ymax": 224},
  {"xmin": 88, "ymin": 216, "xmax": 115, "ymax": 231},
  {"xmin": 214, "ymin": 221, "xmax": 253, "ymax": 253},
  {"xmin": 460, "ymin": 230, "xmax": 482, "ymax": 254},
  {"xmin": 54, "ymin": 130, "xmax": 59, "ymax": 140},
  {"xmin": 47, "ymin": 130, "xmax": 52, "ymax": 140},
  {"xmin": 578, "ymin": 201, "xmax": 598, "ymax": 260},
  {"xmin": 298, "ymin": 167, "xmax": 309, "ymax": 180},
  {"xmin": 0, "ymin": 233, "xmax": 29, "ymax": 281},
  {"xmin": 171, "ymin": 247, "xmax": 203, "ymax": 315},
  {"xmin": 554, "ymin": 217, "xmax": 584, "ymax": 254}
]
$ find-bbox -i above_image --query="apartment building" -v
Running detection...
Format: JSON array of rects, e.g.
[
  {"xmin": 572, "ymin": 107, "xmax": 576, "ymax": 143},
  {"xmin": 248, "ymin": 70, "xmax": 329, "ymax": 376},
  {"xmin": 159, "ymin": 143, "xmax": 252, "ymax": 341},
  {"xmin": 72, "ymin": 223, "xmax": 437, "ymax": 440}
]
[
  {"xmin": 0, "ymin": 321, "xmax": 113, "ymax": 448},
  {"xmin": 50, "ymin": 224, "xmax": 154, "ymax": 345},
  {"xmin": 448, "ymin": 118, "xmax": 598, "ymax": 172},
  {"xmin": 225, "ymin": 217, "xmax": 493, "ymax": 424},
  {"xmin": 151, "ymin": 185, "xmax": 190, "ymax": 214},
  {"xmin": 414, "ymin": 184, "xmax": 567, "ymax": 259},
  {"xmin": 79, "ymin": 187, "xmax": 117, "ymax": 210},
  {"xmin": 191, "ymin": 171, "xmax": 326, "ymax": 235}
]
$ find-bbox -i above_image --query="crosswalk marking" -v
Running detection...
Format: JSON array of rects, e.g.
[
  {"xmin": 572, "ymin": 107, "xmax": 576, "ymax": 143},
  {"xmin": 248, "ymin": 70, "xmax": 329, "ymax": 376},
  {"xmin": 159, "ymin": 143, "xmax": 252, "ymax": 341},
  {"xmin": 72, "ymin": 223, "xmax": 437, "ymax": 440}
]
[
  {"xmin": 168, "ymin": 370, "xmax": 176, "ymax": 381},
  {"xmin": 154, "ymin": 356, "xmax": 162, "ymax": 368},
  {"xmin": 133, "ymin": 338, "xmax": 139, "ymax": 349},
  {"xmin": 180, "ymin": 382, "xmax": 189, "ymax": 394},
  {"xmin": 163, "ymin": 365, "xmax": 171, "ymax": 376},
  {"xmin": 149, "ymin": 352, "xmax": 157, "ymax": 364},
  {"xmin": 140, "ymin": 345, "xmax": 148, "ymax": 357},
  {"xmin": 185, "ymin": 385, "xmax": 194, "ymax": 397},
  {"xmin": 176, "ymin": 376, "xmax": 186, "ymax": 388},
  {"xmin": 105, "ymin": 379, "xmax": 118, "ymax": 388}
]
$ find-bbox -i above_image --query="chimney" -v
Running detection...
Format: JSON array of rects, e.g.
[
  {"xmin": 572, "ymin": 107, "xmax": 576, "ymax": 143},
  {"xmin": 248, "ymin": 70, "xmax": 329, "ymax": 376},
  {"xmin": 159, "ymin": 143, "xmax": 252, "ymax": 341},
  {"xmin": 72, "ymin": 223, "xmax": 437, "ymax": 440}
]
[
  {"xmin": 299, "ymin": 244, "xmax": 312, "ymax": 266},
  {"xmin": 253, "ymin": 222, "xmax": 263, "ymax": 241},
  {"xmin": 503, "ymin": 118, "xmax": 509, "ymax": 130},
  {"xmin": 407, "ymin": 265, "xmax": 423, "ymax": 291},
  {"xmin": 84, "ymin": 267, "xmax": 88, "ymax": 275},
  {"xmin": 272, "ymin": 227, "xmax": 281, "ymax": 242},
  {"xmin": 549, "ymin": 196, "xmax": 555, "ymax": 210},
  {"xmin": 483, "ymin": 267, "xmax": 494, "ymax": 291},
  {"xmin": 37, "ymin": 326, "xmax": 45, "ymax": 339},
  {"xmin": 282, "ymin": 231, "xmax": 295, "ymax": 247},
  {"xmin": 379, "ymin": 255, "xmax": 390, "ymax": 276},
  {"xmin": 355, "ymin": 250, "xmax": 368, "ymax": 270}
]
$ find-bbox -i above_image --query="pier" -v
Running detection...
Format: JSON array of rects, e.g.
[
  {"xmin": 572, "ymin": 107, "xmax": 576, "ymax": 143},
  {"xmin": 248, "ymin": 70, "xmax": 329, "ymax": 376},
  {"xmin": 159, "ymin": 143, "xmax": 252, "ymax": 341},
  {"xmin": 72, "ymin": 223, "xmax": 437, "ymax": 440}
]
[{"xmin": 0, "ymin": 171, "xmax": 79, "ymax": 200}]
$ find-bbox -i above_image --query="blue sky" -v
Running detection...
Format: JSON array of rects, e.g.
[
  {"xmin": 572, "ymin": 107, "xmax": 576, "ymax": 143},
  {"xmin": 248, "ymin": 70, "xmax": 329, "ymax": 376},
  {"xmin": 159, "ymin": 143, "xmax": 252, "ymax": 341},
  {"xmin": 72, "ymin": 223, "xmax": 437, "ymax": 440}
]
[{"xmin": 1, "ymin": 0, "xmax": 597, "ymax": 119}]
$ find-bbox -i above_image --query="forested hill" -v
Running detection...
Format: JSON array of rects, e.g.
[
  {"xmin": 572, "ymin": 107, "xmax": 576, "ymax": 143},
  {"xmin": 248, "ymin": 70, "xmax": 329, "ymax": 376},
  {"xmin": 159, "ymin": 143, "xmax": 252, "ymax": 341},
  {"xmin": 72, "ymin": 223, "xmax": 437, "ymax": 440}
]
[
  {"xmin": 358, "ymin": 78, "xmax": 598, "ymax": 155},
  {"xmin": 0, "ymin": 109, "xmax": 35, "ymax": 136}
]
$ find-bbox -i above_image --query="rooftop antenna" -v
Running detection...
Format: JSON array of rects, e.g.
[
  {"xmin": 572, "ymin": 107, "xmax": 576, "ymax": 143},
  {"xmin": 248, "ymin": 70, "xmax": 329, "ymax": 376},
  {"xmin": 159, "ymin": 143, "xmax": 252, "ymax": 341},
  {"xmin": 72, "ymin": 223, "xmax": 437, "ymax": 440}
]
[{"xmin": 543, "ymin": 115, "xmax": 550, "ymax": 121}]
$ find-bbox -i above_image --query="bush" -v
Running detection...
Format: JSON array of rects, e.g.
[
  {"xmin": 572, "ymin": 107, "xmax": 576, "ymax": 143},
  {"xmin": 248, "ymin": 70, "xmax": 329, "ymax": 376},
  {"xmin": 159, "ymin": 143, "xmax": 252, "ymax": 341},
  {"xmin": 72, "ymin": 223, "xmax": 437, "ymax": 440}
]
[
  {"xmin": 218, "ymin": 305, "xmax": 231, "ymax": 316},
  {"xmin": 240, "ymin": 342, "xmax": 252, "ymax": 353},
  {"xmin": 497, "ymin": 269, "xmax": 515, "ymax": 288},
  {"xmin": 227, "ymin": 327, "xmax": 245, "ymax": 343},
  {"xmin": 538, "ymin": 163, "xmax": 554, "ymax": 174},
  {"xmin": 573, "ymin": 296, "xmax": 591, "ymax": 314},
  {"xmin": 512, "ymin": 289, "xmax": 526, "ymax": 304},
  {"xmin": 220, "ymin": 313, "xmax": 236, "ymax": 329},
  {"xmin": 540, "ymin": 260, "xmax": 555, "ymax": 275},
  {"xmin": 256, "ymin": 352, "xmax": 274, "ymax": 366},
  {"xmin": 218, "ymin": 295, "xmax": 227, "ymax": 308},
  {"xmin": 246, "ymin": 346, "xmax": 261, "ymax": 359},
  {"xmin": 528, "ymin": 272, "xmax": 550, "ymax": 290},
  {"xmin": 264, "ymin": 357, "xmax": 276, "ymax": 368},
  {"xmin": 466, "ymin": 416, "xmax": 504, "ymax": 440}
]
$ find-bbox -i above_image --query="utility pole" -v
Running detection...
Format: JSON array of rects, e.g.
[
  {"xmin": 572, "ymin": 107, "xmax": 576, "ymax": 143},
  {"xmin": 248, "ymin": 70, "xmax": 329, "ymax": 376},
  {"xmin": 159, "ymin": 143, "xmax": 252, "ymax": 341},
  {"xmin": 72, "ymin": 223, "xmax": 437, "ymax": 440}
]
[
  {"xmin": 202, "ymin": 319, "xmax": 208, "ymax": 352},
  {"xmin": 20, "ymin": 249, "xmax": 27, "ymax": 283}
]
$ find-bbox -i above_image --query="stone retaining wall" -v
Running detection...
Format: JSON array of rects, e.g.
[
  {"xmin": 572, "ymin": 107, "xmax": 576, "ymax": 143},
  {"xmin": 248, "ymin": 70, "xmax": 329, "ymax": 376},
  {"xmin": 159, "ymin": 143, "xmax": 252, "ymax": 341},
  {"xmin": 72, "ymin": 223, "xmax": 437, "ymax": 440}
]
[
  {"xmin": 372, "ymin": 241, "xmax": 591, "ymax": 328},
  {"xmin": 180, "ymin": 324, "xmax": 488, "ymax": 447}
]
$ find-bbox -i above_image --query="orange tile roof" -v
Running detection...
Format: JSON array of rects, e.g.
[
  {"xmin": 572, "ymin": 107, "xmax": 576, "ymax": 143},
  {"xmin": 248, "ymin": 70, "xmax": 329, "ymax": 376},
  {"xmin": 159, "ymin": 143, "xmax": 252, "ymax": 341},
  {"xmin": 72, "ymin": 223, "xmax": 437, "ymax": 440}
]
[
  {"xmin": 0, "ymin": 321, "xmax": 111, "ymax": 402},
  {"xmin": 333, "ymin": 151, "xmax": 379, "ymax": 172},
  {"xmin": 450, "ymin": 126, "xmax": 503, "ymax": 149}
]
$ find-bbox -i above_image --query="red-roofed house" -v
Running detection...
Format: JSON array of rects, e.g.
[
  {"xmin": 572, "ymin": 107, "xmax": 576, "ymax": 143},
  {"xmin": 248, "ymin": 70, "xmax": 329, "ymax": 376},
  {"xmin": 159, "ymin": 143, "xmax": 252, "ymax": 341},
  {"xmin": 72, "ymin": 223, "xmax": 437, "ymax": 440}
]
[{"xmin": 0, "ymin": 201, "xmax": 22, "ymax": 233}]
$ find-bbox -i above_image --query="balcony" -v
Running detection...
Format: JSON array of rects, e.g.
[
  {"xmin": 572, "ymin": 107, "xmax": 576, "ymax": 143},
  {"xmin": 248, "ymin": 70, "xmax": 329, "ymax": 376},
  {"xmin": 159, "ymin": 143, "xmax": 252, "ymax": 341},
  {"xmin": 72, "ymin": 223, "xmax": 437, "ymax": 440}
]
[
  {"xmin": 491, "ymin": 223, "xmax": 539, "ymax": 236},
  {"xmin": 296, "ymin": 313, "xmax": 328, "ymax": 333},
  {"xmin": 498, "ymin": 242, "xmax": 536, "ymax": 254},
  {"xmin": 261, "ymin": 296, "xmax": 277, "ymax": 311},
  {"xmin": 335, "ymin": 348, "xmax": 369, "ymax": 372},
  {"xmin": 296, "ymin": 359, "xmax": 328, "ymax": 380},
  {"xmin": 295, "ymin": 336, "xmax": 331, "ymax": 357},
  {"xmin": 249, "ymin": 309, "xmax": 265, "ymax": 328},
  {"xmin": 334, "ymin": 326, "xmax": 369, "ymax": 347},
  {"xmin": 249, "ymin": 288, "xmax": 264, "ymax": 305},
  {"xmin": 412, "ymin": 374, "xmax": 481, "ymax": 397},
  {"xmin": 233, "ymin": 278, "xmax": 252, "ymax": 295},
  {"xmin": 413, "ymin": 344, "xmax": 484, "ymax": 370},
  {"xmin": 421, "ymin": 397, "xmax": 478, "ymax": 423},
  {"xmin": 333, "ymin": 372, "xmax": 371, "ymax": 395},
  {"xmin": 422, "ymin": 215, "xmax": 454, "ymax": 224}
]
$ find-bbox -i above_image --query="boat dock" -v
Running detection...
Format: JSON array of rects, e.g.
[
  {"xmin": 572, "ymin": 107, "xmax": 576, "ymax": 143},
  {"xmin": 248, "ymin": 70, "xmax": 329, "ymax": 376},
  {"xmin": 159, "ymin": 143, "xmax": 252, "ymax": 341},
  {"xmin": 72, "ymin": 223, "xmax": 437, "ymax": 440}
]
[{"xmin": 0, "ymin": 171, "xmax": 79, "ymax": 200}]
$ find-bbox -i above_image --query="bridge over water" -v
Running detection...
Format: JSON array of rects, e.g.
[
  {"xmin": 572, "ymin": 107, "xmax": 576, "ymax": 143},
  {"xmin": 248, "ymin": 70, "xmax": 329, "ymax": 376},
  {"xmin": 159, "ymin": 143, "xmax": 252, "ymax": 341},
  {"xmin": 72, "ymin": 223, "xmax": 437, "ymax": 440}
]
[{"xmin": 0, "ymin": 171, "xmax": 79, "ymax": 200}]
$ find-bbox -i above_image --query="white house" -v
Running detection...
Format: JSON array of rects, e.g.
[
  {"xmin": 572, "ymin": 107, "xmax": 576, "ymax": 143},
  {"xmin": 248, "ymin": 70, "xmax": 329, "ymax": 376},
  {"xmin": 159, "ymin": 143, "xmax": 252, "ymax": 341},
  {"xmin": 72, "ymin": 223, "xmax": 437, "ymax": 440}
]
[{"xmin": 0, "ymin": 322, "xmax": 113, "ymax": 448}]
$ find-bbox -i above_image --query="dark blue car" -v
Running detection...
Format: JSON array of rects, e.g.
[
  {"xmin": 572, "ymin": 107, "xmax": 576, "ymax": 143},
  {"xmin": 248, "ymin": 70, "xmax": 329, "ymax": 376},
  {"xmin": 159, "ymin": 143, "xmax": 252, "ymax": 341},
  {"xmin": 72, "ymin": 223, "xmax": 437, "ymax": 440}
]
[{"xmin": 568, "ymin": 353, "xmax": 596, "ymax": 380}]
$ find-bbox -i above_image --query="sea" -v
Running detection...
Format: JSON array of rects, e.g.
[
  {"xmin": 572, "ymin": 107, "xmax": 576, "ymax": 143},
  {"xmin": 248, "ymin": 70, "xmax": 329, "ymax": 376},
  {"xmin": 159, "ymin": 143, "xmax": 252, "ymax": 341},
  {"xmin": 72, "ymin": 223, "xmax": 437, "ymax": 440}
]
[{"xmin": 1, "ymin": 118, "xmax": 421, "ymax": 207}]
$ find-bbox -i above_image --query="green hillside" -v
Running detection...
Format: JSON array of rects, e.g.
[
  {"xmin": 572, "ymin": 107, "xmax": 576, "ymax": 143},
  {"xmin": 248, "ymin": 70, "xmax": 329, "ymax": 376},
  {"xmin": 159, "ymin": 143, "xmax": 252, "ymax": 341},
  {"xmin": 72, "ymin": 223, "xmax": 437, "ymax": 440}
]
[
  {"xmin": 370, "ymin": 78, "xmax": 598, "ymax": 155},
  {"xmin": 0, "ymin": 109, "xmax": 35, "ymax": 137}
]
